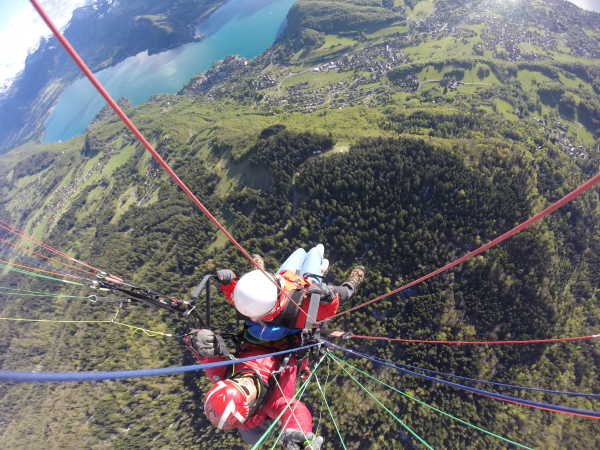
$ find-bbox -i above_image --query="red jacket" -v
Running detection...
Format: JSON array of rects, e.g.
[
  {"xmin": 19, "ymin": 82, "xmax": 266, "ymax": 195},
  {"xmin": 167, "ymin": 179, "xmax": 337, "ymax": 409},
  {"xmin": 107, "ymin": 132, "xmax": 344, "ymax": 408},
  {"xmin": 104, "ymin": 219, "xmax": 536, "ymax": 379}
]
[
  {"xmin": 197, "ymin": 345, "xmax": 312, "ymax": 432},
  {"xmin": 220, "ymin": 270, "xmax": 340, "ymax": 328}
]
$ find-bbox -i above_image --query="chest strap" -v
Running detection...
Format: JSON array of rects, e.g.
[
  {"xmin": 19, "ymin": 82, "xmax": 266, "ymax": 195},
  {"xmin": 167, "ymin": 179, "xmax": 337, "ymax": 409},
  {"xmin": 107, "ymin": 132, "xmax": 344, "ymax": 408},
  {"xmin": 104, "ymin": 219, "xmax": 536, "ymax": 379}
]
[
  {"xmin": 268, "ymin": 289, "xmax": 305, "ymax": 328},
  {"xmin": 305, "ymin": 290, "xmax": 321, "ymax": 329}
]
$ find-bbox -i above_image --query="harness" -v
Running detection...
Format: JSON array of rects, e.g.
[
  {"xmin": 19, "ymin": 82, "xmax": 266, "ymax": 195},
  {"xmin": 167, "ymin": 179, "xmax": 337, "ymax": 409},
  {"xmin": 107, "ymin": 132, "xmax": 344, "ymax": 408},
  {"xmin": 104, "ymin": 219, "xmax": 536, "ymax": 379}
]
[
  {"xmin": 267, "ymin": 288, "xmax": 306, "ymax": 328},
  {"xmin": 263, "ymin": 271, "xmax": 336, "ymax": 330},
  {"xmin": 229, "ymin": 367, "xmax": 270, "ymax": 417}
]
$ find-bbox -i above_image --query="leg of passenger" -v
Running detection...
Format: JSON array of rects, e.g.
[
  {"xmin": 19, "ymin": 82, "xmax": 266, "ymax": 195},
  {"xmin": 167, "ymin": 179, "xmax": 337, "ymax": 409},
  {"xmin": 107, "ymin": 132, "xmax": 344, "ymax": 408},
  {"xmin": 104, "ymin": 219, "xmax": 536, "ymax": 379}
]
[
  {"xmin": 334, "ymin": 265, "xmax": 365, "ymax": 302},
  {"xmin": 300, "ymin": 244, "xmax": 325, "ymax": 282},
  {"xmin": 278, "ymin": 248, "xmax": 307, "ymax": 274},
  {"xmin": 330, "ymin": 284, "xmax": 354, "ymax": 302}
]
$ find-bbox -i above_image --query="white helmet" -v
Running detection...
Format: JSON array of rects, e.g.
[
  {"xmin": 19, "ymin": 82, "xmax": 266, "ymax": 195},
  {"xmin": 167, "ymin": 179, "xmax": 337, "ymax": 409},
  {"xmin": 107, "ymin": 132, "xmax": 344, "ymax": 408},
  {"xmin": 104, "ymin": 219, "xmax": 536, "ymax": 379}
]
[{"xmin": 233, "ymin": 270, "xmax": 278, "ymax": 318}]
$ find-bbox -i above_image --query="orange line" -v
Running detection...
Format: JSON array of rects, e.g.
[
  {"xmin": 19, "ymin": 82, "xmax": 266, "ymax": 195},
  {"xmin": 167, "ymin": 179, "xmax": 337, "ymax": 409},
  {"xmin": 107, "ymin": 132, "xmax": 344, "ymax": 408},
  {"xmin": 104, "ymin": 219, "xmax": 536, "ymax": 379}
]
[
  {"xmin": 0, "ymin": 258, "xmax": 83, "ymax": 281},
  {"xmin": 0, "ymin": 237, "xmax": 96, "ymax": 276}
]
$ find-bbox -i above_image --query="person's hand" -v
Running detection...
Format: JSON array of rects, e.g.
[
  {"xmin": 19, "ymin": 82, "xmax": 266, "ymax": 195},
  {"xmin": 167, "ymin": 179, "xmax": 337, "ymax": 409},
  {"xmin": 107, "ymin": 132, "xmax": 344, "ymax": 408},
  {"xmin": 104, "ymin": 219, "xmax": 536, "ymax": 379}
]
[
  {"xmin": 216, "ymin": 269, "xmax": 236, "ymax": 284},
  {"xmin": 281, "ymin": 430, "xmax": 323, "ymax": 450},
  {"xmin": 191, "ymin": 329, "xmax": 229, "ymax": 357}
]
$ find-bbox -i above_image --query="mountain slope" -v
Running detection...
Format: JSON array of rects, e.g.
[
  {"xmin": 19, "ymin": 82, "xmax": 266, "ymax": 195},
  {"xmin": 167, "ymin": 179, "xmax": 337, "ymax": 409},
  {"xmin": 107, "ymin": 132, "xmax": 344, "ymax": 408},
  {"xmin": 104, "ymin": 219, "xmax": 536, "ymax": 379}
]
[
  {"xmin": 1, "ymin": 0, "xmax": 600, "ymax": 448},
  {"xmin": 182, "ymin": 0, "xmax": 600, "ymax": 152},
  {"xmin": 0, "ymin": 0, "xmax": 226, "ymax": 154}
]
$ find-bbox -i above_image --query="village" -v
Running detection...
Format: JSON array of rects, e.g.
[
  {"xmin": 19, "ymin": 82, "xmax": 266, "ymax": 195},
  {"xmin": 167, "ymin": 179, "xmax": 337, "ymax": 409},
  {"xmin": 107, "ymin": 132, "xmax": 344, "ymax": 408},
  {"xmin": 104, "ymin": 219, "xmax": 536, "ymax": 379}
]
[
  {"xmin": 535, "ymin": 117, "xmax": 590, "ymax": 158},
  {"xmin": 175, "ymin": 0, "xmax": 598, "ymax": 160},
  {"xmin": 259, "ymin": 41, "xmax": 409, "ymax": 112},
  {"xmin": 472, "ymin": 1, "xmax": 600, "ymax": 61}
]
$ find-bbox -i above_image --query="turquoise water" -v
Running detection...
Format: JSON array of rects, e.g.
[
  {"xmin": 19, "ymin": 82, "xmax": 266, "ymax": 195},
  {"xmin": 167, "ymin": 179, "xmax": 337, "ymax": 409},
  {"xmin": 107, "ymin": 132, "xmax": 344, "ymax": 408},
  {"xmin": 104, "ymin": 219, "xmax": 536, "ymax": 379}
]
[{"xmin": 43, "ymin": 0, "xmax": 295, "ymax": 142}]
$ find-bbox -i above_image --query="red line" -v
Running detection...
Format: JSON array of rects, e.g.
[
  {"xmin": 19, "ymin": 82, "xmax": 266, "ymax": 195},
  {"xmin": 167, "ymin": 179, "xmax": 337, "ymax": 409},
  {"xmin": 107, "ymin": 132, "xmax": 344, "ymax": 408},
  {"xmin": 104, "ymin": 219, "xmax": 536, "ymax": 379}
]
[
  {"xmin": 0, "ymin": 220, "xmax": 101, "ymax": 274},
  {"xmin": 350, "ymin": 333, "xmax": 600, "ymax": 345},
  {"xmin": 0, "ymin": 258, "xmax": 84, "ymax": 281},
  {"xmin": 28, "ymin": 0, "xmax": 309, "ymax": 317},
  {"xmin": 0, "ymin": 237, "xmax": 96, "ymax": 277},
  {"xmin": 328, "ymin": 170, "xmax": 600, "ymax": 320}
]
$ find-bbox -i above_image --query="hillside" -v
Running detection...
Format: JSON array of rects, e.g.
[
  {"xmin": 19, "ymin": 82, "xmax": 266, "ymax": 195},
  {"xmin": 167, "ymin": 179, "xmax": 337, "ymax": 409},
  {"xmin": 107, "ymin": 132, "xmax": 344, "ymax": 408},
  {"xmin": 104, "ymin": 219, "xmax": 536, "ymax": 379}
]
[
  {"xmin": 1, "ymin": 0, "xmax": 600, "ymax": 448},
  {"xmin": 0, "ymin": 0, "xmax": 226, "ymax": 154}
]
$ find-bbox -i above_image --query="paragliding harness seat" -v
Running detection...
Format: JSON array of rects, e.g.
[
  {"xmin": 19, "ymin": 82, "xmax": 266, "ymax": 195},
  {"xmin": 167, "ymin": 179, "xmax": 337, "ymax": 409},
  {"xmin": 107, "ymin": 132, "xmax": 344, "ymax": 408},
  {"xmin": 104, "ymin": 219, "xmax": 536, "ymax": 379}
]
[
  {"xmin": 261, "ymin": 271, "xmax": 338, "ymax": 330},
  {"xmin": 92, "ymin": 271, "xmax": 323, "ymax": 382},
  {"xmin": 228, "ymin": 330, "xmax": 321, "ymax": 415}
]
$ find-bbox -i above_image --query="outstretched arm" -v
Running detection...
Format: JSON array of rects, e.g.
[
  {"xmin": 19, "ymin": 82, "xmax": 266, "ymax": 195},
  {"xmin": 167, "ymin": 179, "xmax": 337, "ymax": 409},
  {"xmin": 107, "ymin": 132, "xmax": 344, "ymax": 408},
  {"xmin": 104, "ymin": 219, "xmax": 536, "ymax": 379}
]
[{"xmin": 216, "ymin": 269, "xmax": 238, "ymax": 304}]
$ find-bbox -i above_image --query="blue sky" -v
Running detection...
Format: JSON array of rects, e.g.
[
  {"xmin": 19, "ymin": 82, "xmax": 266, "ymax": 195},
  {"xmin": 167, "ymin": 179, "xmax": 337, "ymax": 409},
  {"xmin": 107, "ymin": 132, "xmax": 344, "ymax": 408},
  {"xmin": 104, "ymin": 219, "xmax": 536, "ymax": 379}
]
[
  {"xmin": 0, "ymin": 3, "xmax": 24, "ymax": 29},
  {"xmin": 0, "ymin": 0, "xmax": 89, "ymax": 91}
]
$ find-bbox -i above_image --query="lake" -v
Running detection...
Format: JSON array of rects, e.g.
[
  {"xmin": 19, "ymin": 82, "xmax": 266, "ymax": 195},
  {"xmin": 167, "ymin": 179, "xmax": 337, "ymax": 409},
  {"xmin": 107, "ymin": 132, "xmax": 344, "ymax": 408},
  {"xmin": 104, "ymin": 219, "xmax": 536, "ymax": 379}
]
[{"xmin": 43, "ymin": 0, "xmax": 296, "ymax": 142}]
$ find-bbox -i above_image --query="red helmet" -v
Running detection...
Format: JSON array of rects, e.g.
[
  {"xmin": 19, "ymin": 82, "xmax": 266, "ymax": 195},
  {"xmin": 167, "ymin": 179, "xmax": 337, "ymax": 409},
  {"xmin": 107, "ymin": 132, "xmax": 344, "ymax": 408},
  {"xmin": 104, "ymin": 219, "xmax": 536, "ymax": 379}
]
[{"xmin": 204, "ymin": 380, "xmax": 251, "ymax": 430}]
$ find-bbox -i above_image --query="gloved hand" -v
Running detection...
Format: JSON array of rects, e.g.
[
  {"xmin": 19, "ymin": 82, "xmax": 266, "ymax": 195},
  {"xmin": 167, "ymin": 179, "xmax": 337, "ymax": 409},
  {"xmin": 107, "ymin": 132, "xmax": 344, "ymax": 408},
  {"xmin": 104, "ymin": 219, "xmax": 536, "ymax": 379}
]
[
  {"xmin": 281, "ymin": 430, "xmax": 323, "ymax": 450},
  {"xmin": 216, "ymin": 269, "xmax": 236, "ymax": 284},
  {"xmin": 191, "ymin": 329, "xmax": 229, "ymax": 357}
]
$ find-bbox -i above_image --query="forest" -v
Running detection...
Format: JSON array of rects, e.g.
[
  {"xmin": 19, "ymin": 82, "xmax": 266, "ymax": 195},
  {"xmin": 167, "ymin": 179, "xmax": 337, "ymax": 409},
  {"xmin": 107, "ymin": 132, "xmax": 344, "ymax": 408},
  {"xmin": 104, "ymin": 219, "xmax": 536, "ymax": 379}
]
[
  {"xmin": 1, "ymin": 0, "xmax": 600, "ymax": 448},
  {"xmin": 1, "ymin": 119, "xmax": 598, "ymax": 448}
]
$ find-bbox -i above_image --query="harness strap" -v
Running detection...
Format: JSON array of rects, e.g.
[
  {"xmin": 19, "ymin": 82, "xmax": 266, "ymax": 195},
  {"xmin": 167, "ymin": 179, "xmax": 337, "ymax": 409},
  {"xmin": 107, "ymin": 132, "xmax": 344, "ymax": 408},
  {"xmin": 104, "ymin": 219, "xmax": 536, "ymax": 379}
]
[
  {"xmin": 305, "ymin": 291, "xmax": 321, "ymax": 328},
  {"xmin": 268, "ymin": 289, "xmax": 305, "ymax": 328},
  {"xmin": 229, "ymin": 367, "xmax": 270, "ymax": 417}
]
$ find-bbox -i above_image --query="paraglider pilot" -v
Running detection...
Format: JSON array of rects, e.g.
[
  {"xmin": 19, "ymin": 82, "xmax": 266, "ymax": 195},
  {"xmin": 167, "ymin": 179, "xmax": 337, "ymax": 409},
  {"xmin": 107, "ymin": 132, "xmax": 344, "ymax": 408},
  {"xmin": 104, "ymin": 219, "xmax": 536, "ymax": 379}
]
[
  {"xmin": 185, "ymin": 328, "xmax": 323, "ymax": 449},
  {"xmin": 217, "ymin": 244, "xmax": 365, "ymax": 343},
  {"xmin": 184, "ymin": 244, "xmax": 365, "ymax": 448}
]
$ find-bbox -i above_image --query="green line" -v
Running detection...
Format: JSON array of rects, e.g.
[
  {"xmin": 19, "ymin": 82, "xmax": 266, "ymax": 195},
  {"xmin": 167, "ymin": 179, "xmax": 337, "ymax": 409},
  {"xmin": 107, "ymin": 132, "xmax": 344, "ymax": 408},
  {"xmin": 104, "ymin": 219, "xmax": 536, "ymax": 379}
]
[
  {"xmin": 327, "ymin": 352, "xmax": 434, "ymax": 450},
  {"xmin": 0, "ymin": 292, "xmax": 88, "ymax": 299},
  {"xmin": 251, "ymin": 354, "xmax": 325, "ymax": 450},
  {"xmin": 0, "ymin": 287, "xmax": 89, "ymax": 299},
  {"xmin": 0, "ymin": 286, "xmax": 83, "ymax": 296},
  {"xmin": 0, "ymin": 263, "xmax": 83, "ymax": 286},
  {"xmin": 315, "ymin": 371, "xmax": 348, "ymax": 450},
  {"xmin": 314, "ymin": 356, "xmax": 332, "ymax": 436},
  {"xmin": 0, "ymin": 286, "xmax": 68, "ymax": 295},
  {"xmin": 268, "ymin": 355, "xmax": 327, "ymax": 450},
  {"xmin": 0, "ymin": 317, "xmax": 172, "ymax": 337},
  {"xmin": 329, "ymin": 352, "xmax": 534, "ymax": 450}
]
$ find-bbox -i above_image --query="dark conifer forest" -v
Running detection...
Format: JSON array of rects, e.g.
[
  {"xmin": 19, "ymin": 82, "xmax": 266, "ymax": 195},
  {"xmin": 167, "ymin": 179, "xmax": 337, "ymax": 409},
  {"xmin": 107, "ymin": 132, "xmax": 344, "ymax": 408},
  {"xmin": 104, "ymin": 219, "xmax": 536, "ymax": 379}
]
[{"xmin": 1, "ymin": 0, "xmax": 600, "ymax": 448}]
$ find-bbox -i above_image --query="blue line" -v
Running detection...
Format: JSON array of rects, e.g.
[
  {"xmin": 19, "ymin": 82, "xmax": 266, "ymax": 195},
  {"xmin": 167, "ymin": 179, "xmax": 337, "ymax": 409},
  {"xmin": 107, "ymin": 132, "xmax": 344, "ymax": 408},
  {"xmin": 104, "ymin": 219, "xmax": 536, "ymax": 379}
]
[
  {"xmin": 375, "ymin": 354, "xmax": 600, "ymax": 398},
  {"xmin": 0, "ymin": 343, "xmax": 319, "ymax": 383},
  {"xmin": 322, "ymin": 341, "xmax": 600, "ymax": 418}
]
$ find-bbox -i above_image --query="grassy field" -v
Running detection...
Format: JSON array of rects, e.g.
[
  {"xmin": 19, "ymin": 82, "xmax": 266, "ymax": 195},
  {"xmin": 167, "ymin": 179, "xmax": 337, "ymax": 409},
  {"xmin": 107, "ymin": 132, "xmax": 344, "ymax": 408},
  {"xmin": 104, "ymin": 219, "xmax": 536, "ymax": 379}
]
[
  {"xmin": 319, "ymin": 33, "xmax": 358, "ymax": 52},
  {"xmin": 517, "ymin": 69, "xmax": 552, "ymax": 90},
  {"xmin": 0, "ymin": 1, "xmax": 599, "ymax": 446},
  {"xmin": 365, "ymin": 22, "xmax": 408, "ymax": 39},
  {"xmin": 404, "ymin": 35, "xmax": 477, "ymax": 61},
  {"xmin": 493, "ymin": 98, "xmax": 519, "ymax": 121},
  {"xmin": 281, "ymin": 70, "xmax": 353, "ymax": 88},
  {"xmin": 407, "ymin": 0, "xmax": 435, "ymax": 20}
]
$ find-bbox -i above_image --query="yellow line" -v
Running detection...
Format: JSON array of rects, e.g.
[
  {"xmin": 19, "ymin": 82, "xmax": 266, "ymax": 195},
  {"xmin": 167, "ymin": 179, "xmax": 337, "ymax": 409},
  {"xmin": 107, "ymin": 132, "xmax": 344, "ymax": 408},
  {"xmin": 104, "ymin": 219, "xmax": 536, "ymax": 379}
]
[{"xmin": 0, "ymin": 317, "xmax": 172, "ymax": 337}]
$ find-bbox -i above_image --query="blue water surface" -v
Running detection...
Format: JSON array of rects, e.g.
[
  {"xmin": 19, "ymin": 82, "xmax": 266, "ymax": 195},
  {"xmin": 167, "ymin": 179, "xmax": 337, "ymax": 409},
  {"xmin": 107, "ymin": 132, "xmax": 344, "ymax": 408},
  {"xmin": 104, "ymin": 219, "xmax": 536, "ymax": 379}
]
[{"xmin": 43, "ymin": 0, "xmax": 296, "ymax": 142}]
